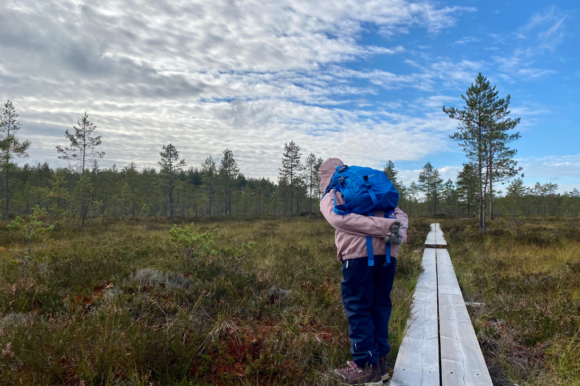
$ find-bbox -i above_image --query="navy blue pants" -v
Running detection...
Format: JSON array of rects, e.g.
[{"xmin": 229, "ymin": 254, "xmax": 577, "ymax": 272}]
[{"xmin": 341, "ymin": 255, "xmax": 397, "ymax": 367}]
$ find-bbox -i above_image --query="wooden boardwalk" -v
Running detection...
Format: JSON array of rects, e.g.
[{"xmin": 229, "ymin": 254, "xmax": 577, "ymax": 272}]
[{"xmin": 391, "ymin": 224, "xmax": 492, "ymax": 386}]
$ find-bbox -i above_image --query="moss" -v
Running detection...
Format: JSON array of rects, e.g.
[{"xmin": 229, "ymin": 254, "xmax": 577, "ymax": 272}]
[{"xmin": 0, "ymin": 216, "xmax": 428, "ymax": 385}]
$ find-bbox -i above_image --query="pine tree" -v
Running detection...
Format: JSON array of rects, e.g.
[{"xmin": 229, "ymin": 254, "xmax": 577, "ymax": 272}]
[
  {"xmin": 545, "ymin": 183, "xmax": 558, "ymax": 215},
  {"xmin": 56, "ymin": 112, "xmax": 104, "ymax": 176},
  {"xmin": 0, "ymin": 100, "xmax": 31, "ymax": 220},
  {"xmin": 201, "ymin": 156, "xmax": 217, "ymax": 216},
  {"xmin": 443, "ymin": 73, "xmax": 503, "ymax": 231},
  {"xmin": 123, "ymin": 162, "xmax": 140, "ymax": 216},
  {"xmin": 219, "ymin": 149, "xmax": 240, "ymax": 215},
  {"xmin": 408, "ymin": 181, "xmax": 419, "ymax": 216},
  {"xmin": 442, "ymin": 179, "xmax": 456, "ymax": 215},
  {"xmin": 279, "ymin": 141, "xmax": 302, "ymax": 216},
  {"xmin": 71, "ymin": 175, "xmax": 95, "ymax": 228},
  {"xmin": 418, "ymin": 162, "xmax": 442, "ymax": 214},
  {"xmin": 315, "ymin": 157, "xmax": 323, "ymax": 200},
  {"xmin": 506, "ymin": 178, "xmax": 525, "ymax": 216},
  {"xmin": 159, "ymin": 144, "xmax": 186, "ymax": 221},
  {"xmin": 303, "ymin": 153, "xmax": 319, "ymax": 215},
  {"xmin": 46, "ymin": 170, "xmax": 70, "ymax": 224},
  {"xmin": 486, "ymin": 93, "xmax": 521, "ymax": 220},
  {"xmin": 456, "ymin": 163, "xmax": 478, "ymax": 216}
]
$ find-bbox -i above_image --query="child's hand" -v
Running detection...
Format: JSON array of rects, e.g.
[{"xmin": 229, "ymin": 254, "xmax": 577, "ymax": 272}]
[
  {"xmin": 390, "ymin": 221, "xmax": 401, "ymax": 235},
  {"xmin": 385, "ymin": 221, "xmax": 403, "ymax": 245}
]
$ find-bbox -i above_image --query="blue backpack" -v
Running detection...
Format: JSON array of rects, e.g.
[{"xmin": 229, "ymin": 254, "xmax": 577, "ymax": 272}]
[{"xmin": 323, "ymin": 165, "xmax": 399, "ymax": 267}]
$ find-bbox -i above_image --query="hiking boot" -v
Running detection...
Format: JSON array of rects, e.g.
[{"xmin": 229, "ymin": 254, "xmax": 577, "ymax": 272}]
[
  {"xmin": 379, "ymin": 355, "xmax": 390, "ymax": 381},
  {"xmin": 334, "ymin": 361, "xmax": 382, "ymax": 385},
  {"xmin": 347, "ymin": 359, "xmax": 390, "ymax": 383}
]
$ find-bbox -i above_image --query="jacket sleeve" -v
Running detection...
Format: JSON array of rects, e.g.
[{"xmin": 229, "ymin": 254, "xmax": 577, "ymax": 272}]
[
  {"xmin": 320, "ymin": 189, "xmax": 399, "ymax": 238},
  {"xmin": 394, "ymin": 207, "xmax": 409, "ymax": 244}
]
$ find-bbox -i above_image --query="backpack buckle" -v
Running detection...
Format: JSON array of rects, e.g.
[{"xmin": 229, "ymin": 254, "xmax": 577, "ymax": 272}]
[
  {"xmin": 364, "ymin": 182, "xmax": 372, "ymax": 188},
  {"xmin": 339, "ymin": 176, "xmax": 346, "ymax": 184}
]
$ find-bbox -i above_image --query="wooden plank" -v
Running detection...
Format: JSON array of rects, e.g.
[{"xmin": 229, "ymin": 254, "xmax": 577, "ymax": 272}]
[
  {"xmin": 391, "ymin": 248, "xmax": 440, "ymax": 386},
  {"xmin": 437, "ymin": 249, "xmax": 492, "ymax": 386},
  {"xmin": 425, "ymin": 223, "xmax": 447, "ymax": 248}
]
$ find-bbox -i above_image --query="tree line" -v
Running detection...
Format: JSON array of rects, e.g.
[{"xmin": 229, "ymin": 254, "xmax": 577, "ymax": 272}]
[
  {"xmin": 0, "ymin": 103, "xmax": 329, "ymax": 225},
  {"xmin": 1, "ymin": 73, "xmax": 578, "ymax": 227}
]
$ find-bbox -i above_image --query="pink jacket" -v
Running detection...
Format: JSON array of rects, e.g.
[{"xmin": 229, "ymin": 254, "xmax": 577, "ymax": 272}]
[{"xmin": 319, "ymin": 158, "xmax": 409, "ymax": 262}]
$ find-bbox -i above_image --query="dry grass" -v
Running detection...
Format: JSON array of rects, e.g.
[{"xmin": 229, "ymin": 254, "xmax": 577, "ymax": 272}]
[
  {"xmin": 0, "ymin": 216, "xmax": 429, "ymax": 385},
  {"xmin": 441, "ymin": 216, "xmax": 580, "ymax": 386}
]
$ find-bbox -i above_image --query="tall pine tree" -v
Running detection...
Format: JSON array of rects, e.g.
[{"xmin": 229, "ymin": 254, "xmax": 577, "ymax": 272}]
[
  {"xmin": 303, "ymin": 153, "xmax": 319, "ymax": 215},
  {"xmin": 444, "ymin": 73, "xmax": 505, "ymax": 231},
  {"xmin": 56, "ymin": 112, "xmax": 104, "ymax": 175},
  {"xmin": 418, "ymin": 162, "xmax": 443, "ymax": 214},
  {"xmin": 219, "ymin": 149, "xmax": 240, "ymax": 215},
  {"xmin": 279, "ymin": 141, "xmax": 302, "ymax": 216},
  {"xmin": 159, "ymin": 144, "xmax": 186, "ymax": 221},
  {"xmin": 0, "ymin": 100, "xmax": 31, "ymax": 220}
]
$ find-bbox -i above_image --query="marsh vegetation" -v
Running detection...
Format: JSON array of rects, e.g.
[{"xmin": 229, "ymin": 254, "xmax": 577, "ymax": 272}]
[
  {"xmin": 0, "ymin": 216, "xmax": 426, "ymax": 385},
  {"xmin": 1, "ymin": 216, "xmax": 579, "ymax": 385}
]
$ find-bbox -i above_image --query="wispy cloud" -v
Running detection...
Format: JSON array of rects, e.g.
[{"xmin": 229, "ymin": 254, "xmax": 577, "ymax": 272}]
[
  {"xmin": 520, "ymin": 6, "xmax": 566, "ymax": 52},
  {"xmin": 453, "ymin": 36, "xmax": 480, "ymax": 45},
  {"xmin": 490, "ymin": 7, "xmax": 566, "ymax": 82},
  {"xmin": 519, "ymin": 155, "xmax": 580, "ymax": 181},
  {"xmin": 0, "ymin": 0, "xmax": 475, "ymax": 178}
]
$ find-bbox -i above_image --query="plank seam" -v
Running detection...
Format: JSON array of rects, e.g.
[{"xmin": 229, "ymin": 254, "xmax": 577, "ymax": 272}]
[{"xmin": 436, "ymin": 247, "xmax": 443, "ymax": 386}]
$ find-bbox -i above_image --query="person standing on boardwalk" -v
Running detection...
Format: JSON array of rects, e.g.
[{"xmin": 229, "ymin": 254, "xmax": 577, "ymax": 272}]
[{"xmin": 319, "ymin": 158, "xmax": 408, "ymax": 385}]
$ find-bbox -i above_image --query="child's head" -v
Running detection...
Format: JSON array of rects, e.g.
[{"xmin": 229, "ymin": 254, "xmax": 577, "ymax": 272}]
[{"xmin": 319, "ymin": 158, "xmax": 344, "ymax": 194}]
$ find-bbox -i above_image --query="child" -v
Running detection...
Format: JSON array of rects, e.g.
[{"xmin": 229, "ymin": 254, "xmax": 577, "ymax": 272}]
[{"xmin": 319, "ymin": 158, "xmax": 408, "ymax": 385}]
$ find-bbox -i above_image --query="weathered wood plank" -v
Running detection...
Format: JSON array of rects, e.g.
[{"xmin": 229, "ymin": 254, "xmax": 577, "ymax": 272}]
[
  {"xmin": 437, "ymin": 249, "xmax": 492, "ymax": 386},
  {"xmin": 391, "ymin": 248, "xmax": 440, "ymax": 386},
  {"xmin": 425, "ymin": 223, "xmax": 447, "ymax": 247}
]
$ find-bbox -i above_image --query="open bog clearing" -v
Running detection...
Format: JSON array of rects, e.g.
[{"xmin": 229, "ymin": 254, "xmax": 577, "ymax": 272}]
[{"xmin": 1, "ymin": 216, "xmax": 579, "ymax": 385}]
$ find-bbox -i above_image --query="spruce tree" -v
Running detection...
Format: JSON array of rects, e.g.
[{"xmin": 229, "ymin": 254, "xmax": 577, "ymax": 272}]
[
  {"xmin": 383, "ymin": 160, "xmax": 405, "ymax": 209},
  {"xmin": 0, "ymin": 100, "xmax": 31, "ymax": 220},
  {"xmin": 383, "ymin": 160, "xmax": 402, "ymax": 191},
  {"xmin": 56, "ymin": 112, "xmax": 104, "ymax": 175},
  {"xmin": 159, "ymin": 144, "xmax": 186, "ymax": 221},
  {"xmin": 279, "ymin": 141, "xmax": 302, "ymax": 216}
]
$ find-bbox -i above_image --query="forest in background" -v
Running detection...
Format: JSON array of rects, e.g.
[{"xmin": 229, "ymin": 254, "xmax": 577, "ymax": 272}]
[{"xmin": 1, "ymin": 74, "xmax": 579, "ymax": 227}]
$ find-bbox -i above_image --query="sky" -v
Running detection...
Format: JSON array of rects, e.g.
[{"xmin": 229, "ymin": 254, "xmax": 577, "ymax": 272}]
[{"xmin": 1, "ymin": 0, "xmax": 578, "ymax": 194}]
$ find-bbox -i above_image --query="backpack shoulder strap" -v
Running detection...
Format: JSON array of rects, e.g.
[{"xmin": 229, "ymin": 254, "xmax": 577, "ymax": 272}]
[
  {"xmin": 383, "ymin": 209, "xmax": 396, "ymax": 266},
  {"xmin": 333, "ymin": 185, "xmax": 349, "ymax": 215}
]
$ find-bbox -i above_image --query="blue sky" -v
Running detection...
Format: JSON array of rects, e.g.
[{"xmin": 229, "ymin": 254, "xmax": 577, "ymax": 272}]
[
  {"xmin": 1, "ymin": 0, "xmax": 578, "ymax": 193},
  {"xmin": 331, "ymin": 0, "xmax": 579, "ymax": 192}
]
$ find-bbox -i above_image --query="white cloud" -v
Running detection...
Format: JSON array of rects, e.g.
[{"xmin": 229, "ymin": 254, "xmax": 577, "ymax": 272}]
[
  {"xmin": 491, "ymin": 7, "xmax": 565, "ymax": 81},
  {"xmin": 0, "ymin": 0, "xmax": 478, "ymax": 178},
  {"xmin": 519, "ymin": 155, "xmax": 580, "ymax": 179},
  {"xmin": 397, "ymin": 165, "xmax": 462, "ymax": 186},
  {"xmin": 521, "ymin": 6, "xmax": 566, "ymax": 52},
  {"xmin": 453, "ymin": 36, "xmax": 480, "ymax": 45}
]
